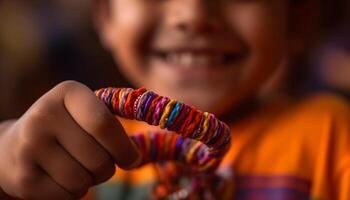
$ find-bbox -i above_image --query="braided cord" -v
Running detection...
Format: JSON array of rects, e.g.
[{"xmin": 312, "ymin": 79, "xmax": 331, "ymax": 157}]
[{"xmin": 95, "ymin": 87, "xmax": 231, "ymax": 173}]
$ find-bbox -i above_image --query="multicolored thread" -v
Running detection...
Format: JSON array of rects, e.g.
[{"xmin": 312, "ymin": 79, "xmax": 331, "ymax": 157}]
[
  {"xmin": 95, "ymin": 87, "xmax": 233, "ymax": 199},
  {"xmin": 95, "ymin": 87, "xmax": 231, "ymax": 172}
]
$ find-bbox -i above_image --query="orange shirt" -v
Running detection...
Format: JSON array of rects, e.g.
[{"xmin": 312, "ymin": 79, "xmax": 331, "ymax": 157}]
[{"xmin": 86, "ymin": 93, "xmax": 350, "ymax": 199}]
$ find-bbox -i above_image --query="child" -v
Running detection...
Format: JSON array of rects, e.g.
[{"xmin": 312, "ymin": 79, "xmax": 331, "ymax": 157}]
[{"xmin": 0, "ymin": 0, "xmax": 349, "ymax": 199}]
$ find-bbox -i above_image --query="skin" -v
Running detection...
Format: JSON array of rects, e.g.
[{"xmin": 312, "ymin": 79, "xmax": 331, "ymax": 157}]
[
  {"xmin": 0, "ymin": 0, "xmax": 311, "ymax": 199},
  {"xmin": 0, "ymin": 81, "xmax": 141, "ymax": 199},
  {"xmin": 97, "ymin": 0, "xmax": 301, "ymax": 114}
]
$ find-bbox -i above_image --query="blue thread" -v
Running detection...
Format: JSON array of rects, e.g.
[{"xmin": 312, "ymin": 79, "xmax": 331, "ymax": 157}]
[{"xmin": 165, "ymin": 102, "xmax": 182, "ymax": 128}]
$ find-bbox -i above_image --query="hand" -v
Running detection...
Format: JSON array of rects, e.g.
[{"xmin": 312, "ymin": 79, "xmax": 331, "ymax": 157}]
[{"xmin": 0, "ymin": 81, "xmax": 141, "ymax": 199}]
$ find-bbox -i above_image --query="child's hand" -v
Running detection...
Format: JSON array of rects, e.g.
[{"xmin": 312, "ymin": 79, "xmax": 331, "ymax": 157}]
[{"xmin": 0, "ymin": 81, "xmax": 141, "ymax": 200}]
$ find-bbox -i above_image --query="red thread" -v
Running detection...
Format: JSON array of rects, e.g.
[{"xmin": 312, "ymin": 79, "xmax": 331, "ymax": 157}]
[
  {"xmin": 124, "ymin": 87, "xmax": 146, "ymax": 119},
  {"xmin": 145, "ymin": 95, "xmax": 162, "ymax": 123}
]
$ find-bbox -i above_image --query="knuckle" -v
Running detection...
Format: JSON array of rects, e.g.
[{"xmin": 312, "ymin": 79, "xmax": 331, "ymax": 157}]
[
  {"xmin": 15, "ymin": 123, "xmax": 45, "ymax": 160},
  {"xmin": 54, "ymin": 80, "xmax": 88, "ymax": 98},
  {"xmin": 56, "ymin": 80, "xmax": 83, "ymax": 91},
  {"xmin": 35, "ymin": 106, "xmax": 58, "ymax": 121},
  {"xmin": 15, "ymin": 107, "xmax": 56, "ymax": 157},
  {"xmin": 24, "ymin": 105, "xmax": 57, "ymax": 130},
  {"xmin": 21, "ymin": 108, "xmax": 45, "ymax": 130},
  {"xmin": 16, "ymin": 132, "xmax": 39, "ymax": 160}
]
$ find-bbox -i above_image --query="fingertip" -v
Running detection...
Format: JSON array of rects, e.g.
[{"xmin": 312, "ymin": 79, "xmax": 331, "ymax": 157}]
[
  {"xmin": 117, "ymin": 139, "xmax": 142, "ymax": 170},
  {"xmin": 124, "ymin": 141, "xmax": 142, "ymax": 170}
]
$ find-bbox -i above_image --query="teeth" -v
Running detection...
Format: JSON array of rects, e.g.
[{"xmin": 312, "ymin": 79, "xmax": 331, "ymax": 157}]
[
  {"xmin": 163, "ymin": 52, "xmax": 227, "ymax": 69},
  {"xmin": 180, "ymin": 53, "xmax": 193, "ymax": 69}
]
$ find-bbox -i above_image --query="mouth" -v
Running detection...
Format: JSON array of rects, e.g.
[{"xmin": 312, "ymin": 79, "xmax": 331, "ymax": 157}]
[{"xmin": 150, "ymin": 49, "xmax": 245, "ymax": 71}]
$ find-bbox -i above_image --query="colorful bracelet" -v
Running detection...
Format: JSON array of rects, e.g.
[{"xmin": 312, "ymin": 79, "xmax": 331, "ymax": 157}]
[{"xmin": 95, "ymin": 87, "xmax": 231, "ymax": 172}]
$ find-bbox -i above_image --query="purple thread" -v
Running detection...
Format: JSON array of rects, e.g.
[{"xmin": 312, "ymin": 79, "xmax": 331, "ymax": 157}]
[{"xmin": 152, "ymin": 97, "xmax": 169, "ymax": 125}]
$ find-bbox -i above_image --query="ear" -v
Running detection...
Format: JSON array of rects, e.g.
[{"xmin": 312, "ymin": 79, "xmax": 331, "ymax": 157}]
[
  {"xmin": 288, "ymin": 0, "xmax": 320, "ymax": 56},
  {"xmin": 92, "ymin": 0, "xmax": 115, "ymax": 50}
]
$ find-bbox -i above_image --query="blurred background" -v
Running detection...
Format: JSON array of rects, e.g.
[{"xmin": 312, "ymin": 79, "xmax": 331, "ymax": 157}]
[
  {"xmin": 0, "ymin": 0, "xmax": 349, "ymax": 120},
  {"xmin": 0, "ymin": 0, "xmax": 130, "ymax": 120}
]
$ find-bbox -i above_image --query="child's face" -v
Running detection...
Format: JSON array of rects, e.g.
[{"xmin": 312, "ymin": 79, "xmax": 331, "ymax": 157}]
[{"xmin": 99, "ymin": 0, "xmax": 296, "ymax": 113}]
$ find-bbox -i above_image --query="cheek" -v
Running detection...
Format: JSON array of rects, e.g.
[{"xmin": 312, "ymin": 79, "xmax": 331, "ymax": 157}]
[
  {"xmin": 111, "ymin": 1, "xmax": 158, "ymax": 86},
  {"xmin": 225, "ymin": 3, "xmax": 288, "ymax": 85}
]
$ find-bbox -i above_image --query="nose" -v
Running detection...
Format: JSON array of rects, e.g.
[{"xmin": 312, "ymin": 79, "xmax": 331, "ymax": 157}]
[{"xmin": 166, "ymin": 0, "xmax": 223, "ymax": 34}]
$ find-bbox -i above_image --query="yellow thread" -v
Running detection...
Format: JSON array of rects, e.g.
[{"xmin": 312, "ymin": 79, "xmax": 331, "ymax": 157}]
[
  {"xmin": 118, "ymin": 88, "xmax": 126, "ymax": 110},
  {"xmin": 206, "ymin": 116, "xmax": 219, "ymax": 144},
  {"xmin": 198, "ymin": 112, "xmax": 210, "ymax": 141},
  {"xmin": 200, "ymin": 158, "xmax": 218, "ymax": 171},
  {"xmin": 186, "ymin": 142, "xmax": 202, "ymax": 162},
  {"xmin": 159, "ymin": 99, "xmax": 177, "ymax": 129}
]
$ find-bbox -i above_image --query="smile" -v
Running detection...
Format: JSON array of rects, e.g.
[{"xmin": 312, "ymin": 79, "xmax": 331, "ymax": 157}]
[{"xmin": 152, "ymin": 50, "xmax": 244, "ymax": 70}]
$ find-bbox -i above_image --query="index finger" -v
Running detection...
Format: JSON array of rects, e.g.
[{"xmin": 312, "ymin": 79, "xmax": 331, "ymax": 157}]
[{"xmin": 54, "ymin": 81, "xmax": 141, "ymax": 169}]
